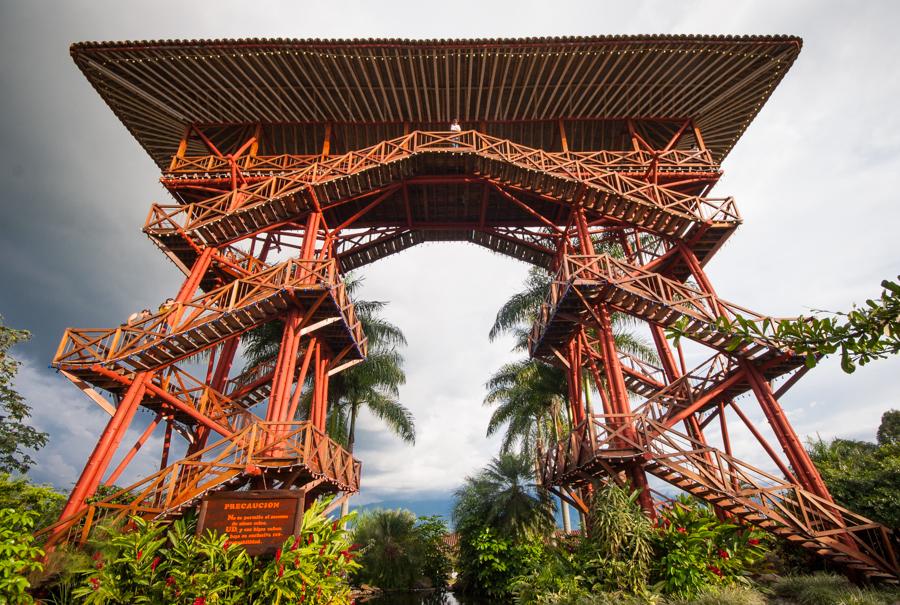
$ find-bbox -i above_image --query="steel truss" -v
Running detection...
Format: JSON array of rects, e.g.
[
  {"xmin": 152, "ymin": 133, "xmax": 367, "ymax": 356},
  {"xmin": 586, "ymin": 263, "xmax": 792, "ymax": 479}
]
[{"xmin": 44, "ymin": 126, "xmax": 899, "ymax": 583}]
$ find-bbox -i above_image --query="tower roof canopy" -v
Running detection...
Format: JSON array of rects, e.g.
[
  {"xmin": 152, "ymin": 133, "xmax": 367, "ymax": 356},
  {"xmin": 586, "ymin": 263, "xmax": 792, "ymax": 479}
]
[{"xmin": 71, "ymin": 35, "xmax": 801, "ymax": 168}]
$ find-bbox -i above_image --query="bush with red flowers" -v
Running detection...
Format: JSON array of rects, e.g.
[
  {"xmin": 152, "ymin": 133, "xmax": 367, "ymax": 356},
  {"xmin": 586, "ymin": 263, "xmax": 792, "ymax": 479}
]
[
  {"xmin": 71, "ymin": 497, "xmax": 359, "ymax": 604},
  {"xmin": 652, "ymin": 496, "xmax": 768, "ymax": 599}
]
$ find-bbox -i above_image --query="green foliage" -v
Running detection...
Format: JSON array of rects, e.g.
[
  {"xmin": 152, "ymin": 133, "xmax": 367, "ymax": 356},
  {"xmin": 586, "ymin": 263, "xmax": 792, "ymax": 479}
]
[
  {"xmin": 414, "ymin": 515, "xmax": 454, "ymax": 588},
  {"xmin": 453, "ymin": 452, "xmax": 554, "ymax": 596},
  {"xmin": 580, "ymin": 485, "xmax": 655, "ymax": 595},
  {"xmin": 667, "ymin": 275, "xmax": 900, "ymax": 373},
  {"xmin": 453, "ymin": 452, "xmax": 555, "ymax": 542},
  {"xmin": 0, "ymin": 472, "xmax": 66, "ymax": 530},
  {"xmin": 351, "ymin": 509, "xmax": 452, "ymax": 590},
  {"xmin": 0, "ymin": 316, "xmax": 49, "ymax": 473},
  {"xmin": 666, "ymin": 585, "xmax": 766, "ymax": 605},
  {"xmin": 242, "ymin": 276, "xmax": 414, "ymax": 453},
  {"xmin": 0, "ymin": 508, "xmax": 44, "ymax": 604},
  {"xmin": 467, "ymin": 526, "xmax": 546, "ymax": 598},
  {"xmin": 70, "ymin": 498, "xmax": 358, "ymax": 604},
  {"xmin": 876, "ymin": 409, "xmax": 900, "ymax": 445},
  {"xmin": 773, "ymin": 573, "xmax": 900, "ymax": 605},
  {"xmin": 652, "ymin": 497, "xmax": 767, "ymax": 599},
  {"xmin": 510, "ymin": 485, "xmax": 657, "ymax": 604},
  {"xmin": 806, "ymin": 410, "xmax": 900, "ymax": 528}
]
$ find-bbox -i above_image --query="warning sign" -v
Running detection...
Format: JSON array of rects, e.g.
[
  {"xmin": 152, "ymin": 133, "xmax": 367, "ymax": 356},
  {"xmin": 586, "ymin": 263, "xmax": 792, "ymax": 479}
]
[{"xmin": 197, "ymin": 490, "xmax": 305, "ymax": 556}]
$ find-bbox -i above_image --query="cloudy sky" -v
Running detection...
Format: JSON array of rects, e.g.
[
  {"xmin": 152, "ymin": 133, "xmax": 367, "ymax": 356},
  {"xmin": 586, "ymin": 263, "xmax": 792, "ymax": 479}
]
[{"xmin": 1, "ymin": 0, "xmax": 898, "ymax": 519}]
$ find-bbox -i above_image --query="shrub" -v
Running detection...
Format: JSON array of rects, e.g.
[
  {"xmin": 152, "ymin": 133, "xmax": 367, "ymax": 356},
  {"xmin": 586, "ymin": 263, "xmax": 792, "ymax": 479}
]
[
  {"xmin": 414, "ymin": 515, "xmax": 453, "ymax": 588},
  {"xmin": 666, "ymin": 585, "xmax": 766, "ymax": 605},
  {"xmin": 464, "ymin": 526, "xmax": 545, "ymax": 598},
  {"xmin": 70, "ymin": 498, "xmax": 358, "ymax": 604},
  {"xmin": 652, "ymin": 497, "xmax": 767, "ymax": 599},
  {"xmin": 0, "ymin": 508, "xmax": 44, "ymax": 604},
  {"xmin": 0, "ymin": 473, "xmax": 66, "ymax": 530},
  {"xmin": 579, "ymin": 485, "xmax": 655, "ymax": 595},
  {"xmin": 773, "ymin": 573, "xmax": 900, "ymax": 605}
]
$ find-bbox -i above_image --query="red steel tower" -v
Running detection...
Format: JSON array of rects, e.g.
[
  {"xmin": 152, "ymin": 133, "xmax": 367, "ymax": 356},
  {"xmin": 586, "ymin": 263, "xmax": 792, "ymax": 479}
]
[{"xmin": 44, "ymin": 35, "xmax": 897, "ymax": 581}]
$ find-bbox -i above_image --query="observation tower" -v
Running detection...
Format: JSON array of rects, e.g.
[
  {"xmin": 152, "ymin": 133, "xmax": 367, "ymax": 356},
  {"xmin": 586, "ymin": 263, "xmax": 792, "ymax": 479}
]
[{"xmin": 44, "ymin": 35, "xmax": 898, "ymax": 581}]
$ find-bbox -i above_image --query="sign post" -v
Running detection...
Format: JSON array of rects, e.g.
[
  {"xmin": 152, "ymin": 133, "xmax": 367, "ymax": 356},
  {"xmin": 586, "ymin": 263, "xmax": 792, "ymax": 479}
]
[{"xmin": 197, "ymin": 489, "xmax": 306, "ymax": 556}]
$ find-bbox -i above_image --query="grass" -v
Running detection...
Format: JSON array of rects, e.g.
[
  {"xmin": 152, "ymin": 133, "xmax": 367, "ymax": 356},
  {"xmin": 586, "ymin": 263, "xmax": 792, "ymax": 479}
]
[
  {"xmin": 666, "ymin": 585, "xmax": 767, "ymax": 605},
  {"xmin": 772, "ymin": 573, "xmax": 900, "ymax": 605}
]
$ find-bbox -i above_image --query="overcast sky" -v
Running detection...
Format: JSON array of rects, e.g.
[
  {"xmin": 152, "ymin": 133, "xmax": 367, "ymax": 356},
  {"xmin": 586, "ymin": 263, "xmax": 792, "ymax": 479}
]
[{"xmin": 1, "ymin": 0, "xmax": 898, "ymax": 518}]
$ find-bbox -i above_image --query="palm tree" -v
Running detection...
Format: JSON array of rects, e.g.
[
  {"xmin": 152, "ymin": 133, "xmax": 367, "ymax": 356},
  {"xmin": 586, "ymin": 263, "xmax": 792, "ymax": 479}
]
[
  {"xmin": 485, "ymin": 259, "xmax": 658, "ymax": 531},
  {"xmin": 242, "ymin": 274, "xmax": 415, "ymax": 463},
  {"xmin": 453, "ymin": 452, "xmax": 555, "ymax": 540},
  {"xmin": 351, "ymin": 508, "xmax": 422, "ymax": 590}
]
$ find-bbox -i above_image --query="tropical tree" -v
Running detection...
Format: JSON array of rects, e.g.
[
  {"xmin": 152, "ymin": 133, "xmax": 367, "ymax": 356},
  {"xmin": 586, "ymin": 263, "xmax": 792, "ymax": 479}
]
[
  {"xmin": 484, "ymin": 262, "xmax": 658, "ymax": 530},
  {"xmin": 351, "ymin": 509, "xmax": 452, "ymax": 590},
  {"xmin": 453, "ymin": 452, "xmax": 555, "ymax": 540},
  {"xmin": 452, "ymin": 452, "xmax": 554, "ymax": 596},
  {"xmin": 0, "ymin": 316, "xmax": 48, "ymax": 474},
  {"xmin": 243, "ymin": 276, "xmax": 414, "ymax": 450},
  {"xmin": 486, "ymin": 265, "xmax": 657, "ymax": 456},
  {"xmin": 806, "ymin": 410, "xmax": 900, "ymax": 528}
]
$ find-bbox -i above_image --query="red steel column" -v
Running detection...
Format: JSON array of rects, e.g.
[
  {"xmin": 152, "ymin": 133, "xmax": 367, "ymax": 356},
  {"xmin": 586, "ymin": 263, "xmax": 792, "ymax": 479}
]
[
  {"xmin": 266, "ymin": 308, "xmax": 303, "ymax": 424},
  {"xmin": 57, "ymin": 246, "xmax": 216, "ymax": 525},
  {"xmin": 743, "ymin": 362, "xmax": 832, "ymax": 501},
  {"xmin": 56, "ymin": 373, "xmax": 149, "ymax": 522},
  {"xmin": 595, "ymin": 303, "xmax": 655, "ymax": 516}
]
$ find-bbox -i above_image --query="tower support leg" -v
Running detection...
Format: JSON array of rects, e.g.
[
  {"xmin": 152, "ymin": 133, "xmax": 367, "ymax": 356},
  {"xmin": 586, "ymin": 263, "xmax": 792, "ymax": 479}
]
[
  {"xmin": 594, "ymin": 303, "xmax": 655, "ymax": 517},
  {"xmin": 56, "ymin": 372, "xmax": 149, "ymax": 524}
]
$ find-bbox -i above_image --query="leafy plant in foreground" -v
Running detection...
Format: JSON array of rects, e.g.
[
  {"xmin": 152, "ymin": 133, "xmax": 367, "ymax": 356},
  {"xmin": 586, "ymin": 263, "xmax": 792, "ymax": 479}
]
[
  {"xmin": 71, "ymin": 498, "xmax": 358, "ymax": 604},
  {"xmin": 652, "ymin": 497, "xmax": 767, "ymax": 599},
  {"xmin": 0, "ymin": 508, "xmax": 44, "ymax": 604}
]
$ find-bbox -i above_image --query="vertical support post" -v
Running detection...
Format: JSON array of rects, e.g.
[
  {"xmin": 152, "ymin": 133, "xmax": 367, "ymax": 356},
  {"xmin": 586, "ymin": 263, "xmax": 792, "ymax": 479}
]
[
  {"xmin": 566, "ymin": 340, "xmax": 585, "ymax": 426},
  {"xmin": 743, "ymin": 362, "xmax": 833, "ymax": 502},
  {"xmin": 558, "ymin": 119, "xmax": 569, "ymax": 153},
  {"xmin": 266, "ymin": 308, "xmax": 303, "ymax": 425},
  {"xmin": 56, "ymin": 373, "xmax": 150, "ymax": 524},
  {"xmin": 160, "ymin": 417, "xmax": 173, "ymax": 471},
  {"xmin": 595, "ymin": 303, "xmax": 655, "ymax": 517},
  {"xmin": 321, "ymin": 122, "xmax": 332, "ymax": 158}
]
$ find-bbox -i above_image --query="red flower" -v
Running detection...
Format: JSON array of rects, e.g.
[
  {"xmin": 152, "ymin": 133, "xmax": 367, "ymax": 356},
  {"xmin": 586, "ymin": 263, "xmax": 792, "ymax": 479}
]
[
  {"xmin": 308, "ymin": 535, "xmax": 314, "ymax": 544},
  {"xmin": 676, "ymin": 527, "xmax": 687, "ymax": 534},
  {"xmin": 332, "ymin": 521, "xmax": 339, "ymax": 531},
  {"xmin": 708, "ymin": 564, "xmax": 723, "ymax": 577},
  {"xmin": 89, "ymin": 577, "xmax": 101, "ymax": 591},
  {"xmin": 223, "ymin": 540, "xmax": 230, "ymax": 550},
  {"xmin": 166, "ymin": 576, "xmax": 176, "ymax": 587},
  {"xmin": 192, "ymin": 598, "xmax": 206, "ymax": 605},
  {"xmin": 718, "ymin": 549, "xmax": 730, "ymax": 559},
  {"xmin": 92, "ymin": 552, "xmax": 102, "ymax": 561},
  {"xmin": 278, "ymin": 564, "xmax": 284, "ymax": 578},
  {"xmin": 275, "ymin": 547, "xmax": 282, "ymax": 562},
  {"xmin": 151, "ymin": 556, "xmax": 161, "ymax": 571},
  {"xmin": 95, "ymin": 561, "xmax": 104, "ymax": 570},
  {"xmin": 748, "ymin": 538, "xmax": 760, "ymax": 546},
  {"xmin": 291, "ymin": 538, "xmax": 299, "ymax": 551},
  {"xmin": 349, "ymin": 543, "xmax": 361, "ymax": 551},
  {"xmin": 137, "ymin": 549, "xmax": 143, "ymax": 560}
]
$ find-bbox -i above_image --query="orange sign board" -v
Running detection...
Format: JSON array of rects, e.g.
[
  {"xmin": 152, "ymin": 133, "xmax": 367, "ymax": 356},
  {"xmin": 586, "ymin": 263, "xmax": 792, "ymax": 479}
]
[{"xmin": 197, "ymin": 490, "xmax": 304, "ymax": 556}]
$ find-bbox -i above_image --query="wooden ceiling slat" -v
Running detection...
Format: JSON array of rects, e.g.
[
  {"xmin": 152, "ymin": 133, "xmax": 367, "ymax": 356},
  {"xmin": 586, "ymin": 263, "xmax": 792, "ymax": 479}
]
[
  {"xmin": 536, "ymin": 49, "xmax": 578, "ymax": 120},
  {"xmin": 275, "ymin": 51, "xmax": 326, "ymax": 122},
  {"xmin": 338, "ymin": 51, "xmax": 373, "ymax": 122},
  {"xmin": 70, "ymin": 36, "xmax": 802, "ymax": 167}
]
